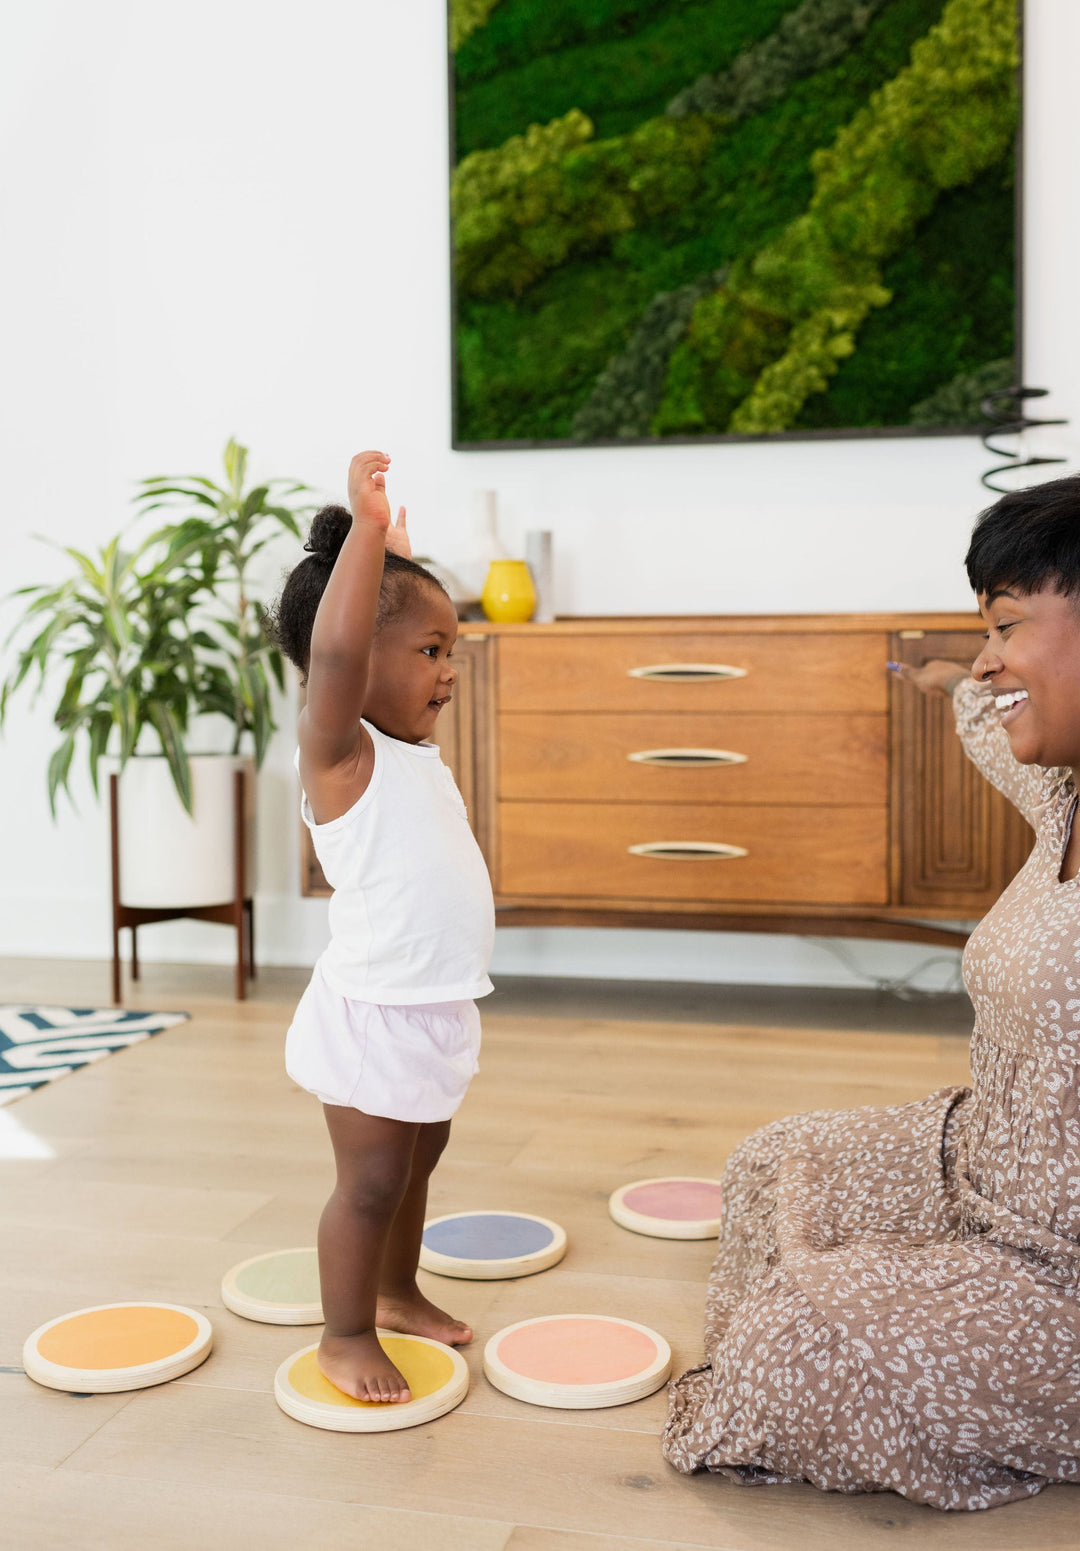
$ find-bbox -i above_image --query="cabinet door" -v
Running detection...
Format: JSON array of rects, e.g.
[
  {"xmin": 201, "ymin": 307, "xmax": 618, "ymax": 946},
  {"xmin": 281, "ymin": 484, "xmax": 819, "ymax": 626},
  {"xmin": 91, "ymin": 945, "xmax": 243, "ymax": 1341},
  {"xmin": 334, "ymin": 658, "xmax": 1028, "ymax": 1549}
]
[
  {"xmin": 890, "ymin": 630, "xmax": 1033, "ymax": 913},
  {"xmin": 301, "ymin": 635, "xmax": 493, "ymax": 897}
]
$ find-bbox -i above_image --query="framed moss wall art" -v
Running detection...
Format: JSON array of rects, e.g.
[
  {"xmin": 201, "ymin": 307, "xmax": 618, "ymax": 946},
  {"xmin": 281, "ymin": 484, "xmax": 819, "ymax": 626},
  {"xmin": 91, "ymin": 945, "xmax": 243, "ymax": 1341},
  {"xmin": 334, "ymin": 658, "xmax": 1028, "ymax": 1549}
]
[{"xmin": 448, "ymin": 0, "xmax": 1022, "ymax": 449}]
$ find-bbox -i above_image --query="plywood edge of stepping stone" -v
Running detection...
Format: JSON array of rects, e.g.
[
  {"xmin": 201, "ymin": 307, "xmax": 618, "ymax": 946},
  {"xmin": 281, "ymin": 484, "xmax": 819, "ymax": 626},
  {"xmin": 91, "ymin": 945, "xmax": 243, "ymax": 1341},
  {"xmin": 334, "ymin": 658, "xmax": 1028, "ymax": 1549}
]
[
  {"xmin": 221, "ymin": 1247, "xmax": 323, "ymax": 1325},
  {"xmin": 608, "ymin": 1176, "xmax": 724, "ymax": 1240},
  {"xmin": 274, "ymin": 1332, "xmax": 468, "ymax": 1432},
  {"xmin": 419, "ymin": 1211, "xmax": 567, "ymax": 1280},
  {"xmin": 23, "ymin": 1302, "xmax": 213, "ymax": 1394},
  {"xmin": 483, "ymin": 1314, "xmax": 671, "ymax": 1410}
]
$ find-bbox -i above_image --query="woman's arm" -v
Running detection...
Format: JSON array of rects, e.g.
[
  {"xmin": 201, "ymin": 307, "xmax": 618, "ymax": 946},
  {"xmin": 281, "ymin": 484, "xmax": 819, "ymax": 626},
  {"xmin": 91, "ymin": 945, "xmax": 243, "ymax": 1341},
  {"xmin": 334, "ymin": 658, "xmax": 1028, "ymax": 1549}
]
[
  {"xmin": 298, "ymin": 451, "xmax": 392, "ymax": 814},
  {"xmin": 889, "ymin": 658, "xmax": 1044, "ymax": 828}
]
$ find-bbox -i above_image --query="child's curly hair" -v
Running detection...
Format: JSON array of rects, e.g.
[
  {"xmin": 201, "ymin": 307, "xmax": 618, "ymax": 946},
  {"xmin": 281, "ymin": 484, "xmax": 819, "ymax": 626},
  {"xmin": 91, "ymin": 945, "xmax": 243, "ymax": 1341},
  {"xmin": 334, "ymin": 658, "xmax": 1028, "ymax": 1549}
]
[{"xmin": 265, "ymin": 505, "xmax": 446, "ymax": 682}]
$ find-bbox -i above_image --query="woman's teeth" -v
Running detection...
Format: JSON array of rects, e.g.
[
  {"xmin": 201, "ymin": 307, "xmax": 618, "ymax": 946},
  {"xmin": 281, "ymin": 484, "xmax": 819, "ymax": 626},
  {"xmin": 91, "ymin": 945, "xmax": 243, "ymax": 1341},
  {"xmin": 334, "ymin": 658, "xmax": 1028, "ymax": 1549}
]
[{"xmin": 995, "ymin": 689, "xmax": 1029, "ymax": 711}]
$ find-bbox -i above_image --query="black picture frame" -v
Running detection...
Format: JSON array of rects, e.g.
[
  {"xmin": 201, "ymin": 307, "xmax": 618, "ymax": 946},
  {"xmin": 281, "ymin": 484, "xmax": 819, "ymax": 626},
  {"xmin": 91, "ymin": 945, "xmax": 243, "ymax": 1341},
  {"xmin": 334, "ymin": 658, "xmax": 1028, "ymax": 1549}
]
[{"xmin": 447, "ymin": 0, "xmax": 1024, "ymax": 452}]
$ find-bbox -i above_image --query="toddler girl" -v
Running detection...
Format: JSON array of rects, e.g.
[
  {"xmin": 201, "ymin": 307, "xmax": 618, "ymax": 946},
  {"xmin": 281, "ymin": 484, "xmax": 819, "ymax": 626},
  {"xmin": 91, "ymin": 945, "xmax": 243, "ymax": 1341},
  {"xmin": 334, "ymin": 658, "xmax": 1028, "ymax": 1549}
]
[{"xmin": 271, "ymin": 450, "xmax": 494, "ymax": 1402}]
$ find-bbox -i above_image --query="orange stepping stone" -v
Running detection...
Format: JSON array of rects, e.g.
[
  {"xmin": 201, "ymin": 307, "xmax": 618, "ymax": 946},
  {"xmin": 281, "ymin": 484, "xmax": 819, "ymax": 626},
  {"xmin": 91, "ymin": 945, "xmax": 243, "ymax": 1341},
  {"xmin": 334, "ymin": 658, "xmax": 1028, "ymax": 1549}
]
[{"xmin": 23, "ymin": 1302, "xmax": 213, "ymax": 1393}]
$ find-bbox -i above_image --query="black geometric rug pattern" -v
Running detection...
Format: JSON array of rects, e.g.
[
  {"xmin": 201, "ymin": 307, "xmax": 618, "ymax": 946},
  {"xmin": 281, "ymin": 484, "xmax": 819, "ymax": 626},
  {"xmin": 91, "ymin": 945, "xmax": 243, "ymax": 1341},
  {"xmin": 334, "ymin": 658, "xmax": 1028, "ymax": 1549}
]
[{"xmin": 0, "ymin": 1005, "xmax": 189, "ymax": 1105}]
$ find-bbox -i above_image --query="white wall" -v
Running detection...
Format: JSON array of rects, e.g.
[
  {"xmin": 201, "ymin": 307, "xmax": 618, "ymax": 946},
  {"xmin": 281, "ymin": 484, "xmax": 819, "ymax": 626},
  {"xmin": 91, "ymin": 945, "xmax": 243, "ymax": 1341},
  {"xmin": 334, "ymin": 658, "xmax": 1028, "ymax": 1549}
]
[{"xmin": 2, "ymin": 1, "xmax": 1077, "ymax": 991}]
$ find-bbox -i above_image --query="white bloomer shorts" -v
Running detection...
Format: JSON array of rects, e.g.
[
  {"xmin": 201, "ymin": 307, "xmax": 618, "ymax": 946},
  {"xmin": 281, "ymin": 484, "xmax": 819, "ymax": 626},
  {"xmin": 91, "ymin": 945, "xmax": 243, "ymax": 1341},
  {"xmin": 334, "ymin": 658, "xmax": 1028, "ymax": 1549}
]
[{"xmin": 285, "ymin": 962, "xmax": 481, "ymax": 1123}]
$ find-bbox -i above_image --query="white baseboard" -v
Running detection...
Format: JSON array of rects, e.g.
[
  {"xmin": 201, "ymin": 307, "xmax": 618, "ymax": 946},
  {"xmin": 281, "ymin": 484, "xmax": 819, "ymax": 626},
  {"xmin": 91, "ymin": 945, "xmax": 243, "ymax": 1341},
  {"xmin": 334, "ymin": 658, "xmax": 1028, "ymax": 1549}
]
[{"xmin": 0, "ymin": 892, "xmax": 966, "ymax": 994}]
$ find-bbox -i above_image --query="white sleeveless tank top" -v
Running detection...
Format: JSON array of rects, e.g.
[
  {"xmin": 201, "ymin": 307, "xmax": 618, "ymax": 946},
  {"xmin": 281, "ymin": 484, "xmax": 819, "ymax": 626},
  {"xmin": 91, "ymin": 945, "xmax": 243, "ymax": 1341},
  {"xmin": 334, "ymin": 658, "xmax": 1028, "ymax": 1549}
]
[{"xmin": 297, "ymin": 721, "xmax": 494, "ymax": 1005}]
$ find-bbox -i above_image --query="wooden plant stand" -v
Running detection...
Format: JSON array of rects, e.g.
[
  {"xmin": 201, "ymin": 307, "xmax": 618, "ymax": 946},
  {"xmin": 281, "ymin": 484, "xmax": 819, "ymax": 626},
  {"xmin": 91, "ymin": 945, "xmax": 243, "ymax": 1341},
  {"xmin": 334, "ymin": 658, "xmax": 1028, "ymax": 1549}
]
[{"xmin": 109, "ymin": 769, "xmax": 255, "ymax": 1004}]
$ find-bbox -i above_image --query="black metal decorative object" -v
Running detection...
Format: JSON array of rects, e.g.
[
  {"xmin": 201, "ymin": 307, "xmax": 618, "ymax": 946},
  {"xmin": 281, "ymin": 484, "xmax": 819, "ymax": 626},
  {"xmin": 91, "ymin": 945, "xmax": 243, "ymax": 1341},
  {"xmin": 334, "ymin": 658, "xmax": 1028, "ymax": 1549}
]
[{"xmin": 980, "ymin": 387, "xmax": 1069, "ymax": 493}]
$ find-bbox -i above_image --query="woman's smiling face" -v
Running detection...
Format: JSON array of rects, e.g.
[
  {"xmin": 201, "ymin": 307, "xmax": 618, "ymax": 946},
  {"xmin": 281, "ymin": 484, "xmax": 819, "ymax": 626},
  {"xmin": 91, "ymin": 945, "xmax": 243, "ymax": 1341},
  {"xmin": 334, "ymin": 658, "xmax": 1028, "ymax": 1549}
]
[{"xmin": 972, "ymin": 586, "xmax": 1080, "ymax": 772}]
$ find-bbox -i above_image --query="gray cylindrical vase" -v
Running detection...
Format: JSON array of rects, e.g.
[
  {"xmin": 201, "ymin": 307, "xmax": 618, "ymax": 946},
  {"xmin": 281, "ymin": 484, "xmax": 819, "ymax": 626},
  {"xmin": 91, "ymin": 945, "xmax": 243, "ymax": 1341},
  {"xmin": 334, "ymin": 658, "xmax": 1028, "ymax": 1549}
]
[{"xmin": 525, "ymin": 529, "xmax": 555, "ymax": 623}]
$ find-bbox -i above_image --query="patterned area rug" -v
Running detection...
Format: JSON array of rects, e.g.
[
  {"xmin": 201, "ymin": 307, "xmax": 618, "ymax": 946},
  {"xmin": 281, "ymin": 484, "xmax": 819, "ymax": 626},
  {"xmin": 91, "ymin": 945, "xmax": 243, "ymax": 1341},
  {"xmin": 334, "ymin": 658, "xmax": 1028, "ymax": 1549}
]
[{"xmin": 0, "ymin": 1006, "xmax": 190, "ymax": 1105}]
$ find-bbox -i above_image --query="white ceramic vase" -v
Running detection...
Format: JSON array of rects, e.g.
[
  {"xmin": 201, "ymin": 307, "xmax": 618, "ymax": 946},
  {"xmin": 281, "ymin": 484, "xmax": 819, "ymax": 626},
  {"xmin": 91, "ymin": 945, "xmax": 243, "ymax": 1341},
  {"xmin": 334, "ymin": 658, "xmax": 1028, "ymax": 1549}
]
[
  {"xmin": 459, "ymin": 489, "xmax": 509, "ymax": 596},
  {"xmin": 112, "ymin": 753, "xmax": 256, "ymax": 908}
]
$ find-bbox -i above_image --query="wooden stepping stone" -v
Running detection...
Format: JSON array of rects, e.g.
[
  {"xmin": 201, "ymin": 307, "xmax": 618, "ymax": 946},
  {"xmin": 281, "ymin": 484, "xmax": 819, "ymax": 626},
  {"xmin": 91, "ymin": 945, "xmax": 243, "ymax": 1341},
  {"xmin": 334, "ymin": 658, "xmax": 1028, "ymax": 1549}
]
[
  {"xmin": 221, "ymin": 1248, "xmax": 322, "ymax": 1325},
  {"xmin": 23, "ymin": 1302, "xmax": 213, "ymax": 1393},
  {"xmin": 484, "ymin": 1314, "xmax": 671, "ymax": 1410},
  {"xmin": 419, "ymin": 1211, "xmax": 566, "ymax": 1279},
  {"xmin": 608, "ymin": 1176, "xmax": 724, "ymax": 1239},
  {"xmin": 274, "ymin": 1334, "xmax": 468, "ymax": 1432}
]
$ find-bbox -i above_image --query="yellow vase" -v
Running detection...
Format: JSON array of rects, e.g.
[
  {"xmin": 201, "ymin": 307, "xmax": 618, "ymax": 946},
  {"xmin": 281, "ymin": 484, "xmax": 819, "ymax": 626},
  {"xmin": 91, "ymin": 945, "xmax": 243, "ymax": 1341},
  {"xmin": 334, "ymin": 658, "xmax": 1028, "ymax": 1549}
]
[{"xmin": 481, "ymin": 559, "xmax": 536, "ymax": 623}]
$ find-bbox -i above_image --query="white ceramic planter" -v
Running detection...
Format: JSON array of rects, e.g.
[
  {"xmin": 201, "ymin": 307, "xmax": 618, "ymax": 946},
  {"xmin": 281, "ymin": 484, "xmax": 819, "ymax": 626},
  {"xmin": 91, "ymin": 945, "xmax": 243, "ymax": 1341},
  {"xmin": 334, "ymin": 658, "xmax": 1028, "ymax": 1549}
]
[{"xmin": 112, "ymin": 754, "xmax": 256, "ymax": 909}]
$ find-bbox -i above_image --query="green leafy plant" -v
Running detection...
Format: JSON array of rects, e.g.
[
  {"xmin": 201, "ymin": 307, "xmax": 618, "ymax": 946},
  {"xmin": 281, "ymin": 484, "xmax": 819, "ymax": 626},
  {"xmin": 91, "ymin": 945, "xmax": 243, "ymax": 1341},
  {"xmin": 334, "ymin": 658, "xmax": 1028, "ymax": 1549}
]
[
  {"xmin": 452, "ymin": 108, "xmax": 713, "ymax": 299},
  {"xmin": 1, "ymin": 535, "xmax": 203, "ymax": 815},
  {"xmin": 909, "ymin": 356, "xmax": 1014, "ymax": 428},
  {"xmin": 135, "ymin": 439, "xmax": 313, "ymax": 766},
  {"xmin": 453, "ymin": 0, "xmax": 791, "ymax": 153},
  {"xmin": 1, "ymin": 440, "xmax": 313, "ymax": 817},
  {"xmin": 667, "ymin": 0, "xmax": 891, "ymax": 121},
  {"xmin": 571, "ymin": 272, "xmax": 722, "ymax": 440},
  {"xmin": 657, "ymin": 0, "xmax": 1019, "ymax": 435},
  {"xmin": 450, "ymin": 0, "xmax": 504, "ymax": 52}
]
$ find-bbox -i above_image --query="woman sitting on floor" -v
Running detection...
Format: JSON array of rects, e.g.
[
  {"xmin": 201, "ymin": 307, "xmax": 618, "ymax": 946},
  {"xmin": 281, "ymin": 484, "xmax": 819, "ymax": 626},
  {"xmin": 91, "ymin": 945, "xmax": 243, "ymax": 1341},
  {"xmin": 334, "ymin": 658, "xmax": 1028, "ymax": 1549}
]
[{"xmin": 663, "ymin": 475, "xmax": 1080, "ymax": 1511}]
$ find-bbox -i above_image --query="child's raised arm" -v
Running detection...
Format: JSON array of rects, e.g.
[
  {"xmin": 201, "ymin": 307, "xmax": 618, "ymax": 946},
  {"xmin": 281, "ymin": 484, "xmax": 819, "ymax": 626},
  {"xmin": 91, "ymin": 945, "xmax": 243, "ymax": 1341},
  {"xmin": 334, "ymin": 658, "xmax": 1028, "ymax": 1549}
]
[{"xmin": 300, "ymin": 450, "xmax": 393, "ymax": 779}]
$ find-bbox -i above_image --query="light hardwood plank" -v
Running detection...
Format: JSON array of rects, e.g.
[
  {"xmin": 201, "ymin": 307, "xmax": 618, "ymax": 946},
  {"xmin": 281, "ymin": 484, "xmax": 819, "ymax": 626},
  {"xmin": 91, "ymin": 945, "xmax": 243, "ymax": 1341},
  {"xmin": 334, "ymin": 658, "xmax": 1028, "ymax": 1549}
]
[
  {"xmin": 0, "ymin": 1374, "xmax": 134, "ymax": 1470},
  {"xmin": 506, "ymin": 1531, "xmax": 719, "ymax": 1551},
  {"xmin": 1, "ymin": 1465, "xmax": 514, "ymax": 1551},
  {"xmin": 0, "ymin": 1178, "xmax": 274, "ymax": 1241},
  {"xmin": 503, "ymin": 1494, "xmax": 1078, "ymax": 1551}
]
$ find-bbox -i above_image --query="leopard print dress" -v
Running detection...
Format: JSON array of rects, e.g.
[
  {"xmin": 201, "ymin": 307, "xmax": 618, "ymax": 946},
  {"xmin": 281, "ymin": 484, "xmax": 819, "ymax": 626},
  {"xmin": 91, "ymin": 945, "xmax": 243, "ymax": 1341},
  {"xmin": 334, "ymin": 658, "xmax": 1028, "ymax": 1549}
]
[{"xmin": 662, "ymin": 679, "xmax": 1080, "ymax": 1510}]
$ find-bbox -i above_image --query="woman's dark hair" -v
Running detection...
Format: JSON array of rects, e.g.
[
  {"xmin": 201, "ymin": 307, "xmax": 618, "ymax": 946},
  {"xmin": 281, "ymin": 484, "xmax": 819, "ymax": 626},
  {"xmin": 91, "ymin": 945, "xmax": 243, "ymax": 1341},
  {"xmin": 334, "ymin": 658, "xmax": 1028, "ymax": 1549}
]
[
  {"xmin": 265, "ymin": 505, "xmax": 446, "ymax": 680},
  {"xmin": 966, "ymin": 475, "xmax": 1080, "ymax": 601}
]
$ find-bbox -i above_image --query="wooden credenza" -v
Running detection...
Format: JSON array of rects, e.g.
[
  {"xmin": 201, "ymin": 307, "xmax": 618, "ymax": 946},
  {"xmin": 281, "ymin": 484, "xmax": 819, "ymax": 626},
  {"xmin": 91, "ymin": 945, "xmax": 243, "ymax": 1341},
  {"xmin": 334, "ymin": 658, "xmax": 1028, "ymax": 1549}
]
[{"xmin": 302, "ymin": 615, "xmax": 1033, "ymax": 947}]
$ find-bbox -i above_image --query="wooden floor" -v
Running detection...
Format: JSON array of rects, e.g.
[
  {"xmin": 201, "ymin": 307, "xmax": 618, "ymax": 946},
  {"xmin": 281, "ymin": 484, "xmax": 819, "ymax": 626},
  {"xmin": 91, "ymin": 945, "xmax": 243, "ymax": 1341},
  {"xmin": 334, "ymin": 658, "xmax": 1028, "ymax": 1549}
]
[{"xmin": 1, "ymin": 957, "xmax": 1076, "ymax": 1551}]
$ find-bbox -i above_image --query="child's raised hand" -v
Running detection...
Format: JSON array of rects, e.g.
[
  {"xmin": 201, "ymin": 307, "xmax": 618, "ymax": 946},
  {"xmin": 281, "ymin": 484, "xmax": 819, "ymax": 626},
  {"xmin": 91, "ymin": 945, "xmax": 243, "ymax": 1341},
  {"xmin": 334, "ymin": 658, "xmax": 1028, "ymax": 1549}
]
[
  {"xmin": 384, "ymin": 506, "xmax": 412, "ymax": 559},
  {"xmin": 347, "ymin": 451, "xmax": 392, "ymax": 532}
]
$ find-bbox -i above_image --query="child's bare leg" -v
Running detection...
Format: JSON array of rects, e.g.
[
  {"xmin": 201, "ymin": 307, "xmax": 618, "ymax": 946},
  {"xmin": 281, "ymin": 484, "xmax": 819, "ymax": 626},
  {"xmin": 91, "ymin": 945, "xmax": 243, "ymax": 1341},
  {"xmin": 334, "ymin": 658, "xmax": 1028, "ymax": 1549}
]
[
  {"xmin": 376, "ymin": 1120, "xmax": 473, "ymax": 1346},
  {"xmin": 317, "ymin": 1103, "xmax": 420, "ymax": 1402}
]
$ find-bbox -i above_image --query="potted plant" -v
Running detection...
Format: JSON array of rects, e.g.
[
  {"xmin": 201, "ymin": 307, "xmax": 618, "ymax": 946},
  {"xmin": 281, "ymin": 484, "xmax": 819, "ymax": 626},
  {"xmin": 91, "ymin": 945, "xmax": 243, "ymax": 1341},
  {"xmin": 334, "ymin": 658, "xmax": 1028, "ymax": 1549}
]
[
  {"xmin": 2, "ymin": 440, "xmax": 312, "ymax": 911},
  {"xmin": 136, "ymin": 438, "xmax": 310, "ymax": 767}
]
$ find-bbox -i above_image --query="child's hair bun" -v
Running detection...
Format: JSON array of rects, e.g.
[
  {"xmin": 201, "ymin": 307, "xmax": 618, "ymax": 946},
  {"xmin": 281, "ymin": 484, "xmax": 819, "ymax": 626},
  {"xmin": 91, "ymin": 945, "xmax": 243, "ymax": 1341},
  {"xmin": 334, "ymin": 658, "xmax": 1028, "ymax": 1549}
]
[{"xmin": 304, "ymin": 504, "xmax": 352, "ymax": 562}]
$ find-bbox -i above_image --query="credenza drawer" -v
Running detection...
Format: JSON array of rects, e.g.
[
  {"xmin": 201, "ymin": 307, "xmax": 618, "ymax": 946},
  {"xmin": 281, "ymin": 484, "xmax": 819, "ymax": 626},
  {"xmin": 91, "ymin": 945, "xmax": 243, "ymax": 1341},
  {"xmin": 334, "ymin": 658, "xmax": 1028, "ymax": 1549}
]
[
  {"xmin": 498, "ymin": 634, "xmax": 887, "ymax": 714},
  {"xmin": 498, "ymin": 802, "xmax": 888, "ymax": 905},
  {"xmin": 499, "ymin": 712, "xmax": 886, "ymax": 805}
]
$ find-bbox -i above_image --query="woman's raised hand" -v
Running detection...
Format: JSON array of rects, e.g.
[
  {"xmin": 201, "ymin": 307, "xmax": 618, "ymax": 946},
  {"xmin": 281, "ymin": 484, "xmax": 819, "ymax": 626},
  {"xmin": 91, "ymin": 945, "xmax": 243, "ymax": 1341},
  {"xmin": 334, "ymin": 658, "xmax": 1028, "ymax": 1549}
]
[
  {"xmin": 888, "ymin": 658, "xmax": 972, "ymax": 696},
  {"xmin": 347, "ymin": 451, "xmax": 392, "ymax": 532}
]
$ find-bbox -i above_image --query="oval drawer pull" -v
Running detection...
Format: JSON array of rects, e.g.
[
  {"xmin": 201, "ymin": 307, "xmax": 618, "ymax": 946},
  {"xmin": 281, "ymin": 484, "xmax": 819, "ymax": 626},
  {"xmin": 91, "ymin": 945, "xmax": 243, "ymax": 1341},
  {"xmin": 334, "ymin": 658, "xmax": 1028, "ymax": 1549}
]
[
  {"xmin": 627, "ymin": 663, "xmax": 748, "ymax": 683},
  {"xmin": 627, "ymin": 747, "xmax": 748, "ymax": 768},
  {"xmin": 628, "ymin": 841, "xmax": 749, "ymax": 861}
]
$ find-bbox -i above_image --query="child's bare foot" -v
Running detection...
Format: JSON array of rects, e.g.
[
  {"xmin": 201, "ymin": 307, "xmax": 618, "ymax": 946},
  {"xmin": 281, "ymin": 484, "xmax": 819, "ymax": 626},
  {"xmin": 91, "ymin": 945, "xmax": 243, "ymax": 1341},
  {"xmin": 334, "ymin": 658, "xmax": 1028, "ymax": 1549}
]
[
  {"xmin": 318, "ymin": 1330, "xmax": 411, "ymax": 1402},
  {"xmin": 377, "ymin": 1287, "xmax": 473, "ymax": 1346}
]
